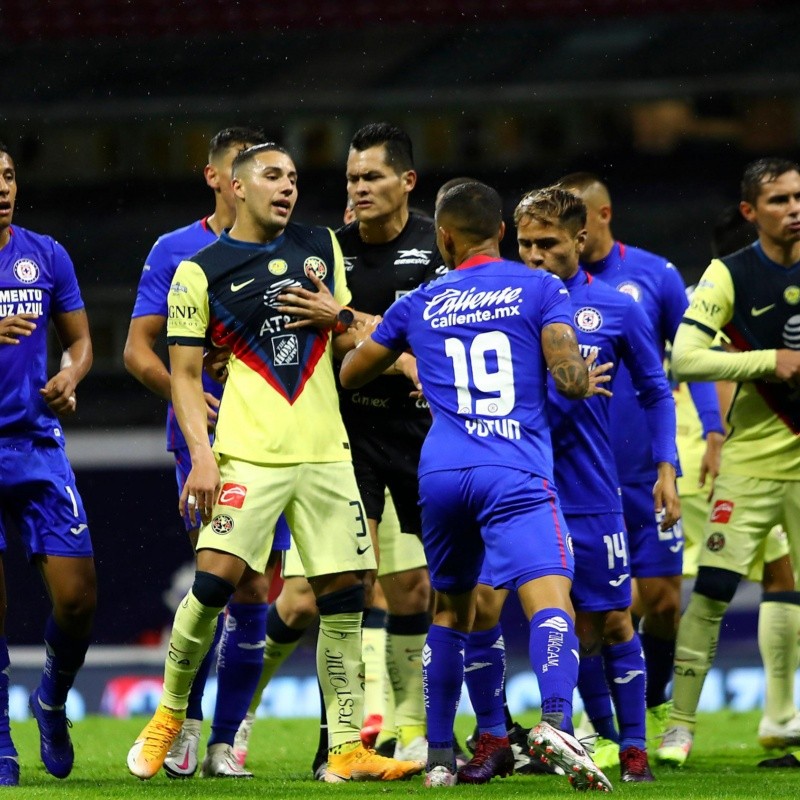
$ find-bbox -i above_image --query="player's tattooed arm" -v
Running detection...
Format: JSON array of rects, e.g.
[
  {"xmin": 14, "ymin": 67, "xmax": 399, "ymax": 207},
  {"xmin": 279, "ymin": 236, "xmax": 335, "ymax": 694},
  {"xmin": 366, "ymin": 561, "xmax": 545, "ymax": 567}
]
[{"xmin": 542, "ymin": 322, "xmax": 590, "ymax": 399}]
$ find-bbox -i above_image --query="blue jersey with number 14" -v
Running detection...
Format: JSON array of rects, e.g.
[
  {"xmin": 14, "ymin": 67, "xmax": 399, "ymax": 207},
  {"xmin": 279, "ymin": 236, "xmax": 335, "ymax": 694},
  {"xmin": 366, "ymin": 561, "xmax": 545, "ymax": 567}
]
[{"xmin": 372, "ymin": 255, "xmax": 572, "ymax": 482}]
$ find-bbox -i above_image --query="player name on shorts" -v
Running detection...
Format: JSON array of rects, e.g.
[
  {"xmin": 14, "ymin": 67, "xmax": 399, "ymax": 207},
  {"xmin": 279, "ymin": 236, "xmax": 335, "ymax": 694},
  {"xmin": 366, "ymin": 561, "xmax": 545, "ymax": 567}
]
[
  {"xmin": 423, "ymin": 285, "xmax": 523, "ymax": 328},
  {"xmin": 465, "ymin": 417, "xmax": 521, "ymax": 440}
]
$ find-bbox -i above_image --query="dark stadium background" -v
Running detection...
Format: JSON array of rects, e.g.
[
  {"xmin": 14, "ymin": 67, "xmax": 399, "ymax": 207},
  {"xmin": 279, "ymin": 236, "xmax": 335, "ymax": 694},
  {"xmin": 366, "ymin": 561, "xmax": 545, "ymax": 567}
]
[{"xmin": 0, "ymin": 0, "xmax": 795, "ymax": 698}]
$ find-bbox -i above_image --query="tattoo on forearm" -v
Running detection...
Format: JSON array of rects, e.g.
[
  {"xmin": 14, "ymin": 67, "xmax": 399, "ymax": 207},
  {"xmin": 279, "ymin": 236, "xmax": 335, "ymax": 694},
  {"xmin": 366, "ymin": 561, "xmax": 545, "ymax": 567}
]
[{"xmin": 544, "ymin": 324, "xmax": 589, "ymax": 398}]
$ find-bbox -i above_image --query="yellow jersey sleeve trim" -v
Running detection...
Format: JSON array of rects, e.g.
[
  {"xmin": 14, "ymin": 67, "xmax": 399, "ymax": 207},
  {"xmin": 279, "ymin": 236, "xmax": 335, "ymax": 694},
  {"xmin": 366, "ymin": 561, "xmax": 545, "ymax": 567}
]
[
  {"xmin": 166, "ymin": 260, "xmax": 209, "ymax": 343},
  {"xmin": 682, "ymin": 259, "xmax": 734, "ymax": 333}
]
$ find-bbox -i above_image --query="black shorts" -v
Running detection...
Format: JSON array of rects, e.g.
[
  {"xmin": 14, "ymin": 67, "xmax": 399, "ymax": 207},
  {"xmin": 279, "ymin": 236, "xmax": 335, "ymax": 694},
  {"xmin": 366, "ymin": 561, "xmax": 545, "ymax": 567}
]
[{"xmin": 347, "ymin": 416, "xmax": 427, "ymax": 534}]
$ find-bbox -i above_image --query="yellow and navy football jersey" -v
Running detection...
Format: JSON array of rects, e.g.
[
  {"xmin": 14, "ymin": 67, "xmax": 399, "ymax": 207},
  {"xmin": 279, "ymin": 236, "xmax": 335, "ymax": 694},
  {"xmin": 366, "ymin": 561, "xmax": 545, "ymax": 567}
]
[
  {"xmin": 683, "ymin": 243, "xmax": 800, "ymax": 479},
  {"xmin": 167, "ymin": 223, "xmax": 353, "ymax": 464}
]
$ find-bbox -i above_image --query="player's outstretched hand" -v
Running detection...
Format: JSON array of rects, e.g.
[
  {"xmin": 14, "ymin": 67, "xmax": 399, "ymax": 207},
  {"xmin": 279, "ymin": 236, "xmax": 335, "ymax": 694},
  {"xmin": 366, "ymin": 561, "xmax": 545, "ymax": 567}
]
[
  {"xmin": 204, "ymin": 392, "xmax": 220, "ymax": 431},
  {"xmin": 40, "ymin": 368, "xmax": 78, "ymax": 416},
  {"xmin": 653, "ymin": 463, "xmax": 681, "ymax": 531},
  {"xmin": 179, "ymin": 450, "xmax": 220, "ymax": 527},
  {"xmin": 278, "ymin": 271, "xmax": 339, "ymax": 330},
  {"xmin": 583, "ymin": 352, "xmax": 613, "ymax": 398},
  {"xmin": 0, "ymin": 313, "xmax": 37, "ymax": 345},
  {"xmin": 352, "ymin": 315, "xmax": 381, "ymax": 348},
  {"xmin": 775, "ymin": 349, "xmax": 800, "ymax": 388},
  {"xmin": 204, "ymin": 345, "xmax": 231, "ymax": 384}
]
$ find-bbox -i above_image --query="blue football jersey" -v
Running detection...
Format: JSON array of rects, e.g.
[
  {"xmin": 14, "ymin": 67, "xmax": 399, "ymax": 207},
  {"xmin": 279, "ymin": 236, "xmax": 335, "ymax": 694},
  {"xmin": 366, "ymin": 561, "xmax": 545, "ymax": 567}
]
[
  {"xmin": 0, "ymin": 226, "xmax": 84, "ymax": 442},
  {"xmin": 131, "ymin": 218, "xmax": 221, "ymax": 452},
  {"xmin": 547, "ymin": 269, "xmax": 677, "ymax": 513},
  {"xmin": 583, "ymin": 242, "xmax": 721, "ymax": 483},
  {"xmin": 372, "ymin": 255, "xmax": 572, "ymax": 481}
]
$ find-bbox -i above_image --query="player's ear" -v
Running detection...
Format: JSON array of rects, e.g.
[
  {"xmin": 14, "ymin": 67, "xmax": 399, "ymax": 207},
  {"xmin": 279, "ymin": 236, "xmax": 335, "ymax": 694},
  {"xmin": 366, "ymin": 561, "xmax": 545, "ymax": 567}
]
[
  {"xmin": 204, "ymin": 163, "xmax": 220, "ymax": 192},
  {"xmin": 402, "ymin": 169, "xmax": 417, "ymax": 193},
  {"xmin": 232, "ymin": 176, "xmax": 246, "ymax": 201},
  {"xmin": 598, "ymin": 203, "xmax": 612, "ymax": 225},
  {"xmin": 739, "ymin": 200, "xmax": 756, "ymax": 224},
  {"xmin": 497, "ymin": 221, "xmax": 506, "ymax": 242},
  {"xmin": 576, "ymin": 228, "xmax": 588, "ymax": 253}
]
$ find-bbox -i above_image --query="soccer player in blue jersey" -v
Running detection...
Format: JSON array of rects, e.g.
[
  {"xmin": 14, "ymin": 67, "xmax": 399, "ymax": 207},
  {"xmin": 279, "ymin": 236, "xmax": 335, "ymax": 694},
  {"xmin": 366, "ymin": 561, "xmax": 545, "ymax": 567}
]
[
  {"xmin": 556, "ymin": 173, "xmax": 724, "ymax": 748},
  {"xmin": 453, "ymin": 187, "xmax": 679, "ymax": 785},
  {"xmin": 124, "ymin": 127, "xmax": 292, "ymax": 778},
  {"xmin": 0, "ymin": 142, "xmax": 95, "ymax": 785},
  {"xmin": 340, "ymin": 181, "xmax": 612, "ymax": 791},
  {"xmin": 518, "ymin": 187, "xmax": 678, "ymax": 780}
]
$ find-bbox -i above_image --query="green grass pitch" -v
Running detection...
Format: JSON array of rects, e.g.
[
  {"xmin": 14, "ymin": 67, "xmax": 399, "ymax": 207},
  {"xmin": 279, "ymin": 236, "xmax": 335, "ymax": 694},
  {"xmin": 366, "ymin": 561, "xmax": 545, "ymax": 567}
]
[{"xmin": 7, "ymin": 711, "xmax": 797, "ymax": 798}]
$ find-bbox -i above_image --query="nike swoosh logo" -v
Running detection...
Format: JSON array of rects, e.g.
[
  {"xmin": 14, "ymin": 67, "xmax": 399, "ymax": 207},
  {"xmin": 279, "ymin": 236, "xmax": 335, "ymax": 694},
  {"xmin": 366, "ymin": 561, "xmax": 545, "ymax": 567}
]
[
  {"xmin": 231, "ymin": 278, "xmax": 255, "ymax": 292},
  {"xmin": 356, "ymin": 545, "xmax": 372, "ymax": 555},
  {"xmin": 70, "ymin": 524, "xmax": 87, "ymax": 536},
  {"xmin": 177, "ymin": 748, "xmax": 192, "ymax": 771},
  {"xmin": 751, "ymin": 303, "xmax": 776, "ymax": 317}
]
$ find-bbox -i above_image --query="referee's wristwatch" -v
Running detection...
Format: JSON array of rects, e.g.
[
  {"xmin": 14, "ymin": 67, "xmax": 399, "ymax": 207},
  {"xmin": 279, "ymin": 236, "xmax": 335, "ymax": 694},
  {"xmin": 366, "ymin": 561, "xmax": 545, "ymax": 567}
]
[{"xmin": 332, "ymin": 306, "xmax": 355, "ymax": 335}]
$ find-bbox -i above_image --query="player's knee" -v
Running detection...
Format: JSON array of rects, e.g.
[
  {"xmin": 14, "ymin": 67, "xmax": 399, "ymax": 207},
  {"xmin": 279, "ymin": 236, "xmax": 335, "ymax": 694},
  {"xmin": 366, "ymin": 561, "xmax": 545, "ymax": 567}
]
[
  {"xmin": 231, "ymin": 570, "xmax": 271, "ymax": 603},
  {"xmin": 383, "ymin": 568, "xmax": 430, "ymax": 614},
  {"xmin": 192, "ymin": 570, "xmax": 236, "ymax": 608},
  {"xmin": 694, "ymin": 566, "xmax": 741, "ymax": 603},
  {"xmin": 601, "ymin": 610, "xmax": 634, "ymax": 645},
  {"xmin": 316, "ymin": 584, "xmax": 365, "ymax": 616}
]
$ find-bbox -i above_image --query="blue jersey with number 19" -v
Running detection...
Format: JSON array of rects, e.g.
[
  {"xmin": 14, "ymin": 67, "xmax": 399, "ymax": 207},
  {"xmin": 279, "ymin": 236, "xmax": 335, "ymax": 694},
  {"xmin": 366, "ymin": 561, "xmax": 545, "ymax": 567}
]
[{"xmin": 372, "ymin": 255, "xmax": 572, "ymax": 481}]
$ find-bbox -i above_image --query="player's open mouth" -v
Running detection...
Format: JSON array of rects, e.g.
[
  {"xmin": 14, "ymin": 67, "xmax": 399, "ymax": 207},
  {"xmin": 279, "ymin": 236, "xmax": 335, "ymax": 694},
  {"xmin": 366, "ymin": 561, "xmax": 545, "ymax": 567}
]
[{"xmin": 273, "ymin": 201, "xmax": 291, "ymax": 214}]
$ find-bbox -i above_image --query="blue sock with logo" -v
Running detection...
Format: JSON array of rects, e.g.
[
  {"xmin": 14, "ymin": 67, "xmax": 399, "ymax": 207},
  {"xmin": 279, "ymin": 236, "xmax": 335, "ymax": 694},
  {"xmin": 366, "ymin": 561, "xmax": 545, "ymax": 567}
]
[
  {"xmin": 578, "ymin": 654, "xmax": 619, "ymax": 742},
  {"xmin": 529, "ymin": 609, "xmax": 578, "ymax": 734},
  {"xmin": 187, "ymin": 613, "xmax": 223, "ymax": 720},
  {"xmin": 208, "ymin": 602, "xmax": 268, "ymax": 747},
  {"xmin": 0, "ymin": 639, "xmax": 15, "ymax": 757},
  {"xmin": 464, "ymin": 625, "xmax": 507, "ymax": 737},
  {"xmin": 603, "ymin": 635, "xmax": 646, "ymax": 750},
  {"xmin": 423, "ymin": 624, "xmax": 467, "ymax": 760},
  {"xmin": 641, "ymin": 631, "xmax": 674, "ymax": 708},
  {"xmin": 39, "ymin": 615, "xmax": 90, "ymax": 708}
]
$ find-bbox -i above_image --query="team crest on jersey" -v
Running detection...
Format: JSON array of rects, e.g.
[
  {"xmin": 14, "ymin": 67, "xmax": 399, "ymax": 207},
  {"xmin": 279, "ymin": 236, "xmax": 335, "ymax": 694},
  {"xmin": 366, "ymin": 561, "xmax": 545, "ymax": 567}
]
[
  {"xmin": 268, "ymin": 259, "xmax": 288, "ymax": 276},
  {"xmin": 784, "ymin": 285, "xmax": 800, "ymax": 306},
  {"xmin": 13, "ymin": 258, "xmax": 39, "ymax": 284},
  {"xmin": 272, "ymin": 334, "xmax": 299, "ymax": 366},
  {"xmin": 211, "ymin": 514, "xmax": 234, "ymax": 535},
  {"xmin": 783, "ymin": 315, "xmax": 800, "ymax": 349},
  {"xmin": 574, "ymin": 306, "xmax": 603, "ymax": 332},
  {"xmin": 218, "ymin": 483, "xmax": 247, "ymax": 509},
  {"xmin": 616, "ymin": 281, "xmax": 642, "ymax": 302},
  {"xmin": 304, "ymin": 257, "xmax": 327, "ymax": 280},
  {"xmin": 706, "ymin": 532, "xmax": 725, "ymax": 552}
]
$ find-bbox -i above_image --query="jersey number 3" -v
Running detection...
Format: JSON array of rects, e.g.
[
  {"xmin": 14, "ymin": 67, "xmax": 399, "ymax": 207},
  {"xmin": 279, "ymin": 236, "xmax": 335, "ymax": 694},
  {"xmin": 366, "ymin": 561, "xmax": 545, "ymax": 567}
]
[{"xmin": 445, "ymin": 331, "xmax": 515, "ymax": 416}]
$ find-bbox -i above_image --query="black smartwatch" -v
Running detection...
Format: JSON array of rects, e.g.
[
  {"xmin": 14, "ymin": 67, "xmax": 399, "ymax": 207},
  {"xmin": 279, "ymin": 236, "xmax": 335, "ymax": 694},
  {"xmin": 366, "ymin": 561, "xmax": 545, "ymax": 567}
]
[{"xmin": 332, "ymin": 306, "xmax": 355, "ymax": 334}]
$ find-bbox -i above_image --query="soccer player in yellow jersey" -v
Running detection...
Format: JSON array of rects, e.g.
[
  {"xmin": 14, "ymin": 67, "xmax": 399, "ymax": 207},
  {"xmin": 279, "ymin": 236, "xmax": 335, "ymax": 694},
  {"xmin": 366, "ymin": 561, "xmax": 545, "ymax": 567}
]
[
  {"xmin": 657, "ymin": 157, "xmax": 800, "ymax": 766},
  {"xmin": 126, "ymin": 143, "xmax": 423, "ymax": 783}
]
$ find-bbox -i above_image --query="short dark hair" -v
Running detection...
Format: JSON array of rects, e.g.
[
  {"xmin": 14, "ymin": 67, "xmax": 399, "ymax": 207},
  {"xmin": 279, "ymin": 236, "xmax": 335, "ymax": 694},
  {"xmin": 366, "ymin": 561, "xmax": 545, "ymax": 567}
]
[
  {"xmin": 208, "ymin": 127, "xmax": 267, "ymax": 161},
  {"xmin": 0, "ymin": 141, "xmax": 9, "ymax": 158},
  {"xmin": 555, "ymin": 171, "xmax": 606, "ymax": 194},
  {"xmin": 231, "ymin": 143, "xmax": 292, "ymax": 177},
  {"xmin": 514, "ymin": 187, "xmax": 587, "ymax": 234},
  {"xmin": 436, "ymin": 176, "xmax": 477, "ymax": 205},
  {"xmin": 711, "ymin": 205, "xmax": 755, "ymax": 258},
  {"xmin": 740, "ymin": 157, "xmax": 800, "ymax": 205},
  {"xmin": 435, "ymin": 181, "xmax": 502, "ymax": 241},
  {"xmin": 349, "ymin": 123, "xmax": 414, "ymax": 173}
]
